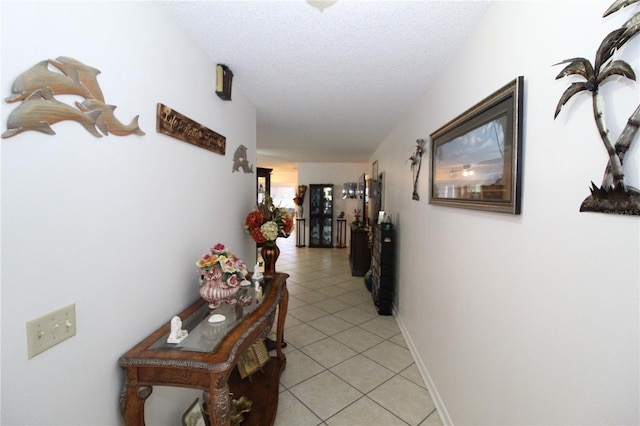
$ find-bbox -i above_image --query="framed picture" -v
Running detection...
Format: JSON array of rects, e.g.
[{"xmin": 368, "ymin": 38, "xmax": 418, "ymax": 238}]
[
  {"xmin": 429, "ymin": 77, "xmax": 524, "ymax": 214},
  {"xmin": 182, "ymin": 398, "xmax": 206, "ymax": 426},
  {"xmin": 372, "ymin": 160, "xmax": 378, "ymax": 180},
  {"xmin": 237, "ymin": 339, "xmax": 270, "ymax": 379},
  {"xmin": 379, "ymin": 171, "xmax": 385, "ymax": 210}
]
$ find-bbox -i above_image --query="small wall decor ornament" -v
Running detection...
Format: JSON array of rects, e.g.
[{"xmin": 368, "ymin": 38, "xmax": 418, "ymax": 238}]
[
  {"xmin": 232, "ymin": 145, "xmax": 254, "ymax": 173},
  {"xmin": 554, "ymin": 0, "xmax": 640, "ymax": 215},
  {"xmin": 408, "ymin": 138, "xmax": 426, "ymax": 201},
  {"xmin": 3, "ymin": 57, "xmax": 144, "ymax": 138}
]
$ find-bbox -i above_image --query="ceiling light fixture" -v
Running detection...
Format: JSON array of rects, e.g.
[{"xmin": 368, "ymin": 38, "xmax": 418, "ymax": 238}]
[{"xmin": 306, "ymin": 1, "xmax": 337, "ymax": 13}]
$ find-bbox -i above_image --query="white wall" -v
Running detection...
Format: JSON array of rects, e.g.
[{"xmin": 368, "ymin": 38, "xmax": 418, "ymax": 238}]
[
  {"xmin": 1, "ymin": 2, "xmax": 257, "ymax": 425},
  {"xmin": 298, "ymin": 162, "xmax": 368, "ymax": 246},
  {"xmin": 375, "ymin": 1, "xmax": 639, "ymax": 424}
]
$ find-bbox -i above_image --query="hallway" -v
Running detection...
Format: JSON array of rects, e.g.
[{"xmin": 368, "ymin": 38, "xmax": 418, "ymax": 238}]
[{"xmin": 271, "ymin": 230, "xmax": 443, "ymax": 425}]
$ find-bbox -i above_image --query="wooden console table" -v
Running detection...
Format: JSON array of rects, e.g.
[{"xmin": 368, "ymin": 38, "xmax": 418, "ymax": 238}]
[{"xmin": 119, "ymin": 273, "xmax": 289, "ymax": 426}]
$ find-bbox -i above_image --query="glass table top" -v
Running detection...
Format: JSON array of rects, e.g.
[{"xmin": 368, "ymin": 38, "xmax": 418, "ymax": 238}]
[{"xmin": 149, "ymin": 279, "xmax": 272, "ymax": 353}]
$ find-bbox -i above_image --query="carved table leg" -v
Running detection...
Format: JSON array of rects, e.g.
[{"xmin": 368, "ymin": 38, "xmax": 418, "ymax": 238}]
[
  {"xmin": 204, "ymin": 378, "xmax": 230, "ymax": 426},
  {"xmin": 276, "ymin": 284, "xmax": 289, "ymax": 361},
  {"xmin": 120, "ymin": 384, "xmax": 152, "ymax": 426}
]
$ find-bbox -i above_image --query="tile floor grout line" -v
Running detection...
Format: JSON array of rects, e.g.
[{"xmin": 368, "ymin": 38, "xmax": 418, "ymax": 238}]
[{"xmin": 270, "ymin": 232, "xmax": 441, "ymax": 425}]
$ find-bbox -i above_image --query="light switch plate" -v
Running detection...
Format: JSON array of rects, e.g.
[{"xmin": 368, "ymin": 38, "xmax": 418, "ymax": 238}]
[{"xmin": 26, "ymin": 303, "xmax": 76, "ymax": 359}]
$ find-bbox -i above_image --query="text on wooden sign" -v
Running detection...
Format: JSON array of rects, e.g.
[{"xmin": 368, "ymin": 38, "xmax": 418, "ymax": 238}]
[{"xmin": 156, "ymin": 103, "xmax": 225, "ymax": 155}]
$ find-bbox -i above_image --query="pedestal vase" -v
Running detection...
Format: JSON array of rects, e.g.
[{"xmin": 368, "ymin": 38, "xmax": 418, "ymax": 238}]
[{"xmin": 261, "ymin": 242, "xmax": 280, "ymax": 275}]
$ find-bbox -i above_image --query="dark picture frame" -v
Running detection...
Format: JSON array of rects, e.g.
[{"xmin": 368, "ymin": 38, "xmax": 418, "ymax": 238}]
[{"xmin": 429, "ymin": 76, "xmax": 524, "ymax": 214}]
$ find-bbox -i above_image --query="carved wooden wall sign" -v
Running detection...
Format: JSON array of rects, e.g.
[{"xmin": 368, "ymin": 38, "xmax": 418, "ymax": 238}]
[{"xmin": 156, "ymin": 103, "xmax": 226, "ymax": 155}]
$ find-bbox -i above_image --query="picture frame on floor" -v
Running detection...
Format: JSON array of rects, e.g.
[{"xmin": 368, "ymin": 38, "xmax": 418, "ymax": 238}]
[
  {"xmin": 182, "ymin": 398, "xmax": 206, "ymax": 426},
  {"xmin": 429, "ymin": 76, "xmax": 524, "ymax": 214}
]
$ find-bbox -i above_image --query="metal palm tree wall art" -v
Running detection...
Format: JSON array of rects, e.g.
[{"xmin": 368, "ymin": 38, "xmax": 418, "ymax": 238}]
[
  {"xmin": 409, "ymin": 138, "xmax": 426, "ymax": 201},
  {"xmin": 554, "ymin": 0, "xmax": 640, "ymax": 215}
]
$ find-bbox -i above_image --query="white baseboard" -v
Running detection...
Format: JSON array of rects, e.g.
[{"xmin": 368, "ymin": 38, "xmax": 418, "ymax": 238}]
[{"xmin": 393, "ymin": 304, "xmax": 453, "ymax": 426}]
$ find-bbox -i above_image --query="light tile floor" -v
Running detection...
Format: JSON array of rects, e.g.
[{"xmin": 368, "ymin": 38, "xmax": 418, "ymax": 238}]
[{"xmin": 269, "ymin": 231, "xmax": 443, "ymax": 426}]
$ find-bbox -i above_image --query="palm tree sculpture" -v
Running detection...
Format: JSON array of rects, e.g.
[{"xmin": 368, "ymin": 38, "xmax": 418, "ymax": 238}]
[
  {"xmin": 409, "ymin": 138, "xmax": 426, "ymax": 201},
  {"xmin": 554, "ymin": 0, "xmax": 640, "ymax": 214}
]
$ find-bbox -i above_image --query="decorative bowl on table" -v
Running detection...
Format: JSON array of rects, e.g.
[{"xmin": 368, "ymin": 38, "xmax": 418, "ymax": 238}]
[{"xmin": 196, "ymin": 243, "xmax": 248, "ymax": 309}]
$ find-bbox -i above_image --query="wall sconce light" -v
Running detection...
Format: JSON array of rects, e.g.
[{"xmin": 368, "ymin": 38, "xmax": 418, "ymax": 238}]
[{"xmin": 215, "ymin": 64, "xmax": 233, "ymax": 101}]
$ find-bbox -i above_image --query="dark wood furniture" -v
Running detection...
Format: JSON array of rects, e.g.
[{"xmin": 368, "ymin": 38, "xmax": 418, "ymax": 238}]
[
  {"xmin": 349, "ymin": 223, "xmax": 371, "ymax": 276},
  {"xmin": 119, "ymin": 273, "xmax": 289, "ymax": 426},
  {"xmin": 256, "ymin": 167, "xmax": 273, "ymax": 253},
  {"xmin": 257, "ymin": 167, "xmax": 272, "ymax": 205},
  {"xmin": 371, "ymin": 223, "xmax": 395, "ymax": 315},
  {"xmin": 309, "ymin": 184, "xmax": 333, "ymax": 248}
]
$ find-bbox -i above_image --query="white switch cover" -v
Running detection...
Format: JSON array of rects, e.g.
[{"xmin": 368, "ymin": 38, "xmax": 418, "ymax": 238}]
[{"xmin": 26, "ymin": 303, "xmax": 76, "ymax": 359}]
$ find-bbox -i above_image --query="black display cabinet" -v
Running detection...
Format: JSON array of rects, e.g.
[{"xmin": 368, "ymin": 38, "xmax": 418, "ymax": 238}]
[{"xmin": 309, "ymin": 184, "xmax": 333, "ymax": 248}]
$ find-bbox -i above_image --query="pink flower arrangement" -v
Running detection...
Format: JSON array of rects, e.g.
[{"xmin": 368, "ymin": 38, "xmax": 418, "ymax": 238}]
[{"xmin": 196, "ymin": 243, "xmax": 248, "ymax": 288}]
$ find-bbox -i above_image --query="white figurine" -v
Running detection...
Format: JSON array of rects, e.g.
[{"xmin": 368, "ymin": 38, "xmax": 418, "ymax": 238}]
[
  {"xmin": 253, "ymin": 261, "xmax": 263, "ymax": 280},
  {"xmin": 167, "ymin": 315, "xmax": 188, "ymax": 344}
]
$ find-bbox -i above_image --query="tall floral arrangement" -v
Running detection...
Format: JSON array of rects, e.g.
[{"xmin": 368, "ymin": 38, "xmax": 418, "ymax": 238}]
[
  {"xmin": 293, "ymin": 185, "xmax": 307, "ymax": 206},
  {"xmin": 244, "ymin": 195, "xmax": 294, "ymax": 245}
]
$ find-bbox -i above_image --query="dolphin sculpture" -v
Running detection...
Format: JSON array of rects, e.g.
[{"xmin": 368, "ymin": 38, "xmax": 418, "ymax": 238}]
[
  {"xmin": 2, "ymin": 88, "xmax": 102, "ymax": 138},
  {"xmin": 49, "ymin": 56, "xmax": 104, "ymax": 102},
  {"xmin": 76, "ymin": 99, "xmax": 145, "ymax": 136},
  {"xmin": 5, "ymin": 60, "xmax": 93, "ymax": 103}
]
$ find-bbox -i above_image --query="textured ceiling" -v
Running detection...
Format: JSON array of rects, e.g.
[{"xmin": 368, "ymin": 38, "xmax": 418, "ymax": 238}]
[{"xmin": 162, "ymin": 1, "xmax": 490, "ymax": 168}]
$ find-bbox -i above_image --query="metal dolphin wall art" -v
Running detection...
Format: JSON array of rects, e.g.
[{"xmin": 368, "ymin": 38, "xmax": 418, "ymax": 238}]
[
  {"xmin": 5, "ymin": 60, "xmax": 93, "ymax": 103},
  {"xmin": 2, "ymin": 88, "xmax": 102, "ymax": 138},
  {"xmin": 2, "ymin": 56, "xmax": 143, "ymax": 139},
  {"xmin": 49, "ymin": 56, "xmax": 105, "ymax": 103},
  {"xmin": 76, "ymin": 99, "xmax": 145, "ymax": 136}
]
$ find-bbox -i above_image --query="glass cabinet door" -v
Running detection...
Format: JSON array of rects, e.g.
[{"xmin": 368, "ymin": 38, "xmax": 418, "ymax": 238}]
[
  {"xmin": 310, "ymin": 186, "xmax": 322, "ymax": 216},
  {"xmin": 322, "ymin": 218, "xmax": 332, "ymax": 245},
  {"xmin": 323, "ymin": 187, "xmax": 333, "ymax": 215},
  {"xmin": 310, "ymin": 218, "xmax": 321, "ymax": 246},
  {"xmin": 309, "ymin": 184, "xmax": 333, "ymax": 248}
]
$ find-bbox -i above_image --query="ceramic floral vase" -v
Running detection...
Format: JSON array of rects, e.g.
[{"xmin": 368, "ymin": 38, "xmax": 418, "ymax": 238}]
[
  {"xmin": 200, "ymin": 278, "xmax": 240, "ymax": 309},
  {"xmin": 261, "ymin": 241, "xmax": 280, "ymax": 276}
]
